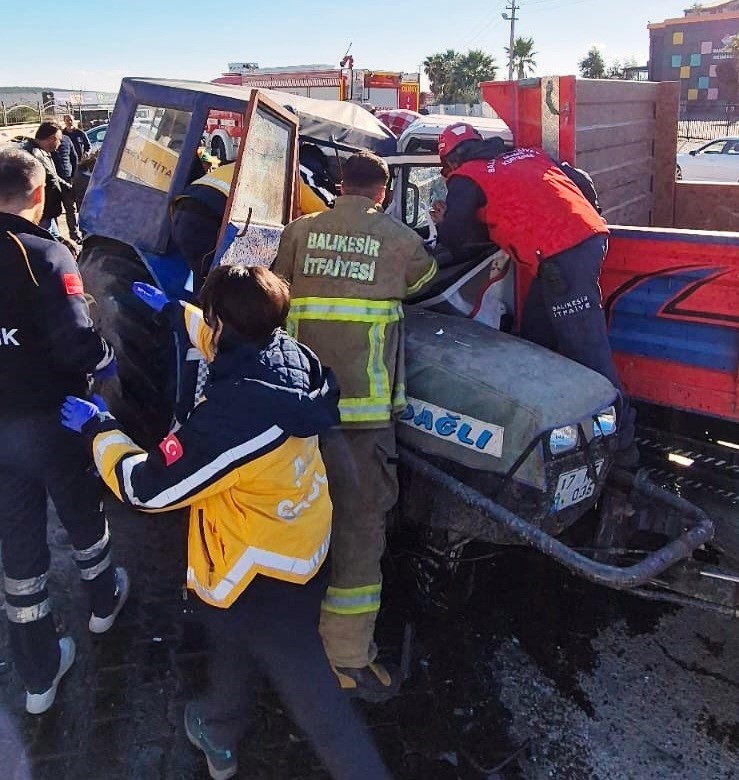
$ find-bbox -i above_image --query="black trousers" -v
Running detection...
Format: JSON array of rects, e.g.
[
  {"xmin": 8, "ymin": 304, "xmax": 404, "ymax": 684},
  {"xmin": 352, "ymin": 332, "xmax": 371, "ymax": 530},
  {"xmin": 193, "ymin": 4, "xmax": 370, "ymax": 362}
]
[
  {"xmin": 197, "ymin": 568, "xmax": 392, "ymax": 780},
  {"xmin": 0, "ymin": 413, "xmax": 115, "ymax": 692},
  {"xmin": 520, "ymin": 235, "xmax": 636, "ymax": 449},
  {"xmin": 61, "ymin": 181, "xmax": 81, "ymax": 239}
]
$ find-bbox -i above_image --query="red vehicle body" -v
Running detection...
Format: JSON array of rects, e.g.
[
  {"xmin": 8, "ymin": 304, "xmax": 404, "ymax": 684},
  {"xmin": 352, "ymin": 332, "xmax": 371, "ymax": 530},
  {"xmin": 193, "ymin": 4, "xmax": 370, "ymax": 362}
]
[
  {"xmin": 483, "ymin": 76, "xmax": 739, "ymax": 427},
  {"xmin": 206, "ymin": 69, "xmax": 419, "ymax": 164}
]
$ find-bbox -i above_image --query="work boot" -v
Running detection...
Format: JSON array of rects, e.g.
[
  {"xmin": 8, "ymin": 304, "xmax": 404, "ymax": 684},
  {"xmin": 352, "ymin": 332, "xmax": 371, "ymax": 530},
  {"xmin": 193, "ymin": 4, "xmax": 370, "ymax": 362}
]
[
  {"xmin": 332, "ymin": 660, "xmax": 401, "ymax": 703},
  {"xmin": 89, "ymin": 567, "xmax": 130, "ymax": 634},
  {"xmin": 26, "ymin": 636, "xmax": 76, "ymax": 715},
  {"xmin": 184, "ymin": 701, "xmax": 237, "ymax": 780}
]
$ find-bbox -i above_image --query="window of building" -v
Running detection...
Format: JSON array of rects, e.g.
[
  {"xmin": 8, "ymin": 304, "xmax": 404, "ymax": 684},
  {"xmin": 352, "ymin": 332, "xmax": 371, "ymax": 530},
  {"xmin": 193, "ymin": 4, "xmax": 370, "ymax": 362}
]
[
  {"xmin": 672, "ymin": 31, "xmax": 684, "ymax": 45},
  {"xmin": 690, "ymin": 53, "xmax": 701, "ymax": 67},
  {"xmin": 672, "ymin": 54, "xmax": 682, "ymax": 67},
  {"xmin": 680, "ymin": 66, "xmax": 691, "ymax": 79}
]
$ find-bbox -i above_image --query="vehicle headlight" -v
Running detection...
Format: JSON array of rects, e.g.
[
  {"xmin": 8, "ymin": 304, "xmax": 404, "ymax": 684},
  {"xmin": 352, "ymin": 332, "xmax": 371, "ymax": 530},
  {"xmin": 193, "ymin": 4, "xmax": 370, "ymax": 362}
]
[
  {"xmin": 549, "ymin": 425, "xmax": 579, "ymax": 455},
  {"xmin": 593, "ymin": 406, "xmax": 617, "ymax": 438}
]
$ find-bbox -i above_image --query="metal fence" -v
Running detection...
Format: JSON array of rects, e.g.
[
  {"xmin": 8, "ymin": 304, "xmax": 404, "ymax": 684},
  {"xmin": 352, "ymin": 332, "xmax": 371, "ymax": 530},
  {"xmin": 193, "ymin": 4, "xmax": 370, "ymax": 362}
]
[
  {"xmin": 678, "ymin": 117, "xmax": 739, "ymax": 140},
  {"xmin": 0, "ymin": 101, "xmax": 113, "ymax": 128}
]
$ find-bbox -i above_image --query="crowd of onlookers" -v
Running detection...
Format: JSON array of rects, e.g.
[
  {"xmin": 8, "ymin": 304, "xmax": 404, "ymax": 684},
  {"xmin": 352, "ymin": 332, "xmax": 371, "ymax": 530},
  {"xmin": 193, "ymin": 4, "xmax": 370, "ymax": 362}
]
[{"xmin": 18, "ymin": 114, "xmax": 98, "ymax": 249}]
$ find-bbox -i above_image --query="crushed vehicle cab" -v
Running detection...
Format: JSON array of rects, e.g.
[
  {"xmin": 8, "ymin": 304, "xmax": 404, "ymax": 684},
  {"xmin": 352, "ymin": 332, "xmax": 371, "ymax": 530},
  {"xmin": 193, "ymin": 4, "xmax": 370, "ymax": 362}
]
[{"xmin": 78, "ymin": 78, "xmax": 725, "ymax": 614}]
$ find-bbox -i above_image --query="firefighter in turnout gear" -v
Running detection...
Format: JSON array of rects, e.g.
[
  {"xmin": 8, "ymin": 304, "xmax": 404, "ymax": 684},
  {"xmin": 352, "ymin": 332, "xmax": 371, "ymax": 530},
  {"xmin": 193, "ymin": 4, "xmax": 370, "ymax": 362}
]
[
  {"xmin": 0, "ymin": 147, "xmax": 128, "ymax": 716},
  {"xmin": 273, "ymin": 150, "xmax": 437, "ymax": 701},
  {"xmin": 62, "ymin": 265, "xmax": 392, "ymax": 780}
]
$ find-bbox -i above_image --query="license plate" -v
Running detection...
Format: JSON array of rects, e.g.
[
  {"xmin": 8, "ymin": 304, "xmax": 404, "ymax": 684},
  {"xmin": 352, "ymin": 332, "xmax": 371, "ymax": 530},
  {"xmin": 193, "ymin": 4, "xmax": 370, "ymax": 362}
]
[{"xmin": 552, "ymin": 461, "xmax": 603, "ymax": 511}]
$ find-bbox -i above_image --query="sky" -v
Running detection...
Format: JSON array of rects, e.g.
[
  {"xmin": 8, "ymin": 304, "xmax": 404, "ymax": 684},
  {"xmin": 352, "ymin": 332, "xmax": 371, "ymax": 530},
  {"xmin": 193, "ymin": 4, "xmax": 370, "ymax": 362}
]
[{"xmin": 0, "ymin": 0, "xmax": 692, "ymax": 94}]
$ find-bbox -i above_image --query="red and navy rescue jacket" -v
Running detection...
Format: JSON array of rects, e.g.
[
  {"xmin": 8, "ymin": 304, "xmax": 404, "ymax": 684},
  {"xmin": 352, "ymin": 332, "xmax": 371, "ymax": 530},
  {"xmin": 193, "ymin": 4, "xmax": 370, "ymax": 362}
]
[{"xmin": 442, "ymin": 147, "xmax": 608, "ymax": 273}]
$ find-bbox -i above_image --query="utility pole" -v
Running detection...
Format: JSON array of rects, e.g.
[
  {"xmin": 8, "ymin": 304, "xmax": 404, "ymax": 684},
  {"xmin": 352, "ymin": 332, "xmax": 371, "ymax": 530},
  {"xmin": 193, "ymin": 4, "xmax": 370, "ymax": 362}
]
[{"xmin": 502, "ymin": 0, "xmax": 519, "ymax": 82}]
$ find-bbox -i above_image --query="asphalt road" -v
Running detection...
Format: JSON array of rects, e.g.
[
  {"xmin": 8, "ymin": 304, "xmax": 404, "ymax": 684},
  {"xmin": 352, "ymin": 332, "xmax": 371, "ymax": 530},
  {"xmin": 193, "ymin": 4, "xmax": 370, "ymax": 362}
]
[{"xmin": 0, "ymin": 487, "xmax": 736, "ymax": 779}]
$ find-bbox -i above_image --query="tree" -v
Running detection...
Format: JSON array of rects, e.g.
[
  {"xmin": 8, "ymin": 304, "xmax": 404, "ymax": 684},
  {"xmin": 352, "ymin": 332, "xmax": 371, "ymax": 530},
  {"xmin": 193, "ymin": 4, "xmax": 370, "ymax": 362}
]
[
  {"xmin": 607, "ymin": 56, "xmax": 640, "ymax": 80},
  {"xmin": 579, "ymin": 47, "xmax": 606, "ymax": 79},
  {"xmin": 423, "ymin": 49, "xmax": 497, "ymax": 103},
  {"xmin": 423, "ymin": 49, "xmax": 461, "ymax": 103},
  {"xmin": 504, "ymin": 36, "xmax": 538, "ymax": 80}
]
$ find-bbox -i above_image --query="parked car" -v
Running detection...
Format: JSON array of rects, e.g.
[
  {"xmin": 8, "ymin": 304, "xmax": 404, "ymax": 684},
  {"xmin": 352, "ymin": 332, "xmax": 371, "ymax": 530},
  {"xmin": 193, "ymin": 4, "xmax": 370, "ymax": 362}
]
[
  {"xmin": 85, "ymin": 123, "xmax": 108, "ymax": 153},
  {"xmin": 676, "ymin": 136, "xmax": 739, "ymax": 182}
]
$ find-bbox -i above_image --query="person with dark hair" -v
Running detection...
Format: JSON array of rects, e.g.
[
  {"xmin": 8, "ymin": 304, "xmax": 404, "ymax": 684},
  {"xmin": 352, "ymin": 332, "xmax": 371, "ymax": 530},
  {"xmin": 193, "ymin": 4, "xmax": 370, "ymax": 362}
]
[
  {"xmin": 20, "ymin": 121, "xmax": 70, "ymax": 239},
  {"xmin": 433, "ymin": 122, "xmax": 637, "ymax": 465},
  {"xmin": 52, "ymin": 131, "xmax": 82, "ymax": 243},
  {"xmin": 62, "ymin": 114, "xmax": 91, "ymax": 160},
  {"xmin": 60, "ymin": 264, "xmax": 392, "ymax": 780},
  {"xmin": 273, "ymin": 150, "xmax": 438, "ymax": 701},
  {"xmin": 0, "ymin": 146, "xmax": 125, "ymax": 716}
]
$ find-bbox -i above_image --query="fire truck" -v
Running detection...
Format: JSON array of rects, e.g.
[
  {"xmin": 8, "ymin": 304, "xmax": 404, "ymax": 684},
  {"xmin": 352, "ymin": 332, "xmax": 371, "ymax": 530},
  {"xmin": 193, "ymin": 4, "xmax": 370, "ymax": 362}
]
[{"xmin": 206, "ymin": 63, "xmax": 420, "ymax": 164}]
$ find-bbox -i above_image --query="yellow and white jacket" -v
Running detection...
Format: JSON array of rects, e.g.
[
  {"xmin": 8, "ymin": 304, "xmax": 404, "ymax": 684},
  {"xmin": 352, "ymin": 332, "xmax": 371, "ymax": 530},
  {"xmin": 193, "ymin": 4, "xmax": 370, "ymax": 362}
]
[{"xmin": 83, "ymin": 303, "xmax": 340, "ymax": 608}]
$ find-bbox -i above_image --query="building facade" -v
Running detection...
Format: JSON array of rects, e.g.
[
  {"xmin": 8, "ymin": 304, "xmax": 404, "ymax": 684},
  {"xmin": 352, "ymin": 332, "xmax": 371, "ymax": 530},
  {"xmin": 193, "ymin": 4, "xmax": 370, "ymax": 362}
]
[{"xmin": 648, "ymin": 0, "xmax": 739, "ymax": 116}]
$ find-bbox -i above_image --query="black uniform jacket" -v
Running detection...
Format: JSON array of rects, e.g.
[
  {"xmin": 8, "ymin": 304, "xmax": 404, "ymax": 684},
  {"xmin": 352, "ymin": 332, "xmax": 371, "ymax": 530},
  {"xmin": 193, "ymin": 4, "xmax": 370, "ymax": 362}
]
[{"xmin": 0, "ymin": 213, "xmax": 114, "ymax": 416}]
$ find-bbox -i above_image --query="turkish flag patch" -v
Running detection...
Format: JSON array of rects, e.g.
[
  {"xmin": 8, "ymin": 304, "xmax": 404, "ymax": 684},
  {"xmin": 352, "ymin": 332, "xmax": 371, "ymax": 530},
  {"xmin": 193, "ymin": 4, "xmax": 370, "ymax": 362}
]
[
  {"xmin": 159, "ymin": 433, "xmax": 184, "ymax": 466},
  {"xmin": 63, "ymin": 273, "xmax": 84, "ymax": 296}
]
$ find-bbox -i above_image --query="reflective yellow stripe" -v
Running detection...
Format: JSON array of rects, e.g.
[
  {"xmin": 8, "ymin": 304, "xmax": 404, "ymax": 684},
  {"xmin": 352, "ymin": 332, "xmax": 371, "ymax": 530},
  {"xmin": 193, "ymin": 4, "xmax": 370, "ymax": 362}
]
[
  {"xmin": 289, "ymin": 297, "xmax": 402, "ymax": 323},
  {"xmin": 288, "ymin": 297, "xmax": 401, "ymax": 422},
  {"xmin": 406, "ymin": 258, "xmax": 438, "ymax": 295},
  {"xmin": 321, "ymin": 583, "xmax": 382, "ymax": 615},
  {"xmin": 392, "ymin": 382, "xmax": 406, "ymax": 407},
  {"xmin": 187, "ymin": 530, "xmax": 331, "ymax": 605},
  {"xmin": 367, "ymin": 321, "xmax": 390, "ymax": 401}
]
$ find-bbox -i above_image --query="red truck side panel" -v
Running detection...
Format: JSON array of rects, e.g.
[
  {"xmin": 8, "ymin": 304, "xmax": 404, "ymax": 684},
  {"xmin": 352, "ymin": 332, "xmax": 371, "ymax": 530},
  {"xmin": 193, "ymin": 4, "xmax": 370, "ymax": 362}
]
[{"xmin": 602, "ymin": 227, "xmax": 739, "ymax": 422}]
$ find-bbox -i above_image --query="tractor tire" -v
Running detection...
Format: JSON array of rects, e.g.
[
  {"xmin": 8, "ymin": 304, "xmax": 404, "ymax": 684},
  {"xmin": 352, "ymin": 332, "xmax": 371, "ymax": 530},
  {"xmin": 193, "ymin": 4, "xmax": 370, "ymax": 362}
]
[
  {"xmin": 211, "ymin": 136, "xmax": 228, "ymax": 165},
  {"xmin": 79, "ymin": 242, "xmax": 176, "ymax": 448}
]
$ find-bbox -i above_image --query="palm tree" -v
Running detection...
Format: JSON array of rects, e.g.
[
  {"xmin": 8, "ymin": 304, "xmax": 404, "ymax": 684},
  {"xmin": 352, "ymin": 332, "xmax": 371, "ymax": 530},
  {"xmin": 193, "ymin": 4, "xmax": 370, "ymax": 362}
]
[
  {"xmin": 424, "ymin": 48, "xmax": 497, "ymax": 103},
  {"xmin": 423, "ymin": 49, "xmax": 461, "ymax": 102},
  {"xmin": 505, "ymin": 36, "xmax": 537, "ymax": 80}
]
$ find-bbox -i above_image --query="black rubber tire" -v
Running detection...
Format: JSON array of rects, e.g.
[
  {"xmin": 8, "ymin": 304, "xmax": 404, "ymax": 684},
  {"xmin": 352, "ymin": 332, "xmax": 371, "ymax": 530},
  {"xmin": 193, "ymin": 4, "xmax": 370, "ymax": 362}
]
[
  {"xmin": 79, "ymin": 242, "xmax": 176, "ymax": 448},
  {"xmin": 210, "ymin": 136, "xmax": 228, "ymax": 165}
]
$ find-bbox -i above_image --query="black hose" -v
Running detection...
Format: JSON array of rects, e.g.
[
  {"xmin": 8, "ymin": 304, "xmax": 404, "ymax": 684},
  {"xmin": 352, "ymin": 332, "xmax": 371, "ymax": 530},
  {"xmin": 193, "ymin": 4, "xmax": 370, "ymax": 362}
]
[{"xmin": 399, "ymin": 448, "xmax": 714, "ymax": 590}]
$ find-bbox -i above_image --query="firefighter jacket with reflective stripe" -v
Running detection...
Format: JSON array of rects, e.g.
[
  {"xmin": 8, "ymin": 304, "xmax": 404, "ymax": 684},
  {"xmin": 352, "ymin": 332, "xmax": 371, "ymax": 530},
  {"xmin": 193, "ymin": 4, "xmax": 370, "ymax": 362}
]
[
  {"xmin": 449, "ymin": 147, "xmax": 608, "ymax": 273},
  {"xmin": 0, "ymin": 212, "xmax": 114, "ymax": 416},
  {"xmin": 82, "ymin": 303, "xmax": 340, "ymax": 608},
  {"xmin": 272, "ymin": 195, "xmax": 437, "ymax": 427},
  {"xmin": 174, "ymin": 163, "xmax": 235, "ymax": 218}
]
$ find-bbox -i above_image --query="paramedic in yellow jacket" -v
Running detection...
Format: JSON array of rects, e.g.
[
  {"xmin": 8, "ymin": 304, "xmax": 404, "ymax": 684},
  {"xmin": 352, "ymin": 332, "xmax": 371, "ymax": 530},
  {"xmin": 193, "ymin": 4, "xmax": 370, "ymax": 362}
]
[
  {"xmin": 61, "ymin": 265, "xmax": 391, "ymax": 780},
  {"xmin": 272, "ymin": 150, "xmax": 437, "ymax": 701}
]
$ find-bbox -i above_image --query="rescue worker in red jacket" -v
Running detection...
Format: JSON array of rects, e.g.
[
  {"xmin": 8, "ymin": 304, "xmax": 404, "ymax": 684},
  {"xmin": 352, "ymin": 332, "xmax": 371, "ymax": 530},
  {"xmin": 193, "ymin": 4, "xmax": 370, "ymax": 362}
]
[
  {"xmin": 61, "ymin": 265, "xmax": 391, "ymax": 780},
  {"xmin": 273, "ymin": 151, "xmax": 438, "ymax": 700},
  {"xmin": 433, "ymin": 123, "xmax": 636, "ymax": 464}
]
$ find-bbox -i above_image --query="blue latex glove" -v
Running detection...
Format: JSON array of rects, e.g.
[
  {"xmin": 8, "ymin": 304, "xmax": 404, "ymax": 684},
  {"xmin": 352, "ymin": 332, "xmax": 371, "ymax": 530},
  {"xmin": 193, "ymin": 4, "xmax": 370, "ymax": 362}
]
[
  {"xmin": 132, "ymin": 282, "xmax": 169, "ymax": 313},
  {"xmin": 61, "ymin": 396, "xmax": 103, "ymax": 433},
  {"xmin": 94, "ymin": 356, "xmax": 117, "ymax": 381},
  {"xmin": 90, "ymin": 393, "xmax": 108, "ymax": 413}
]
